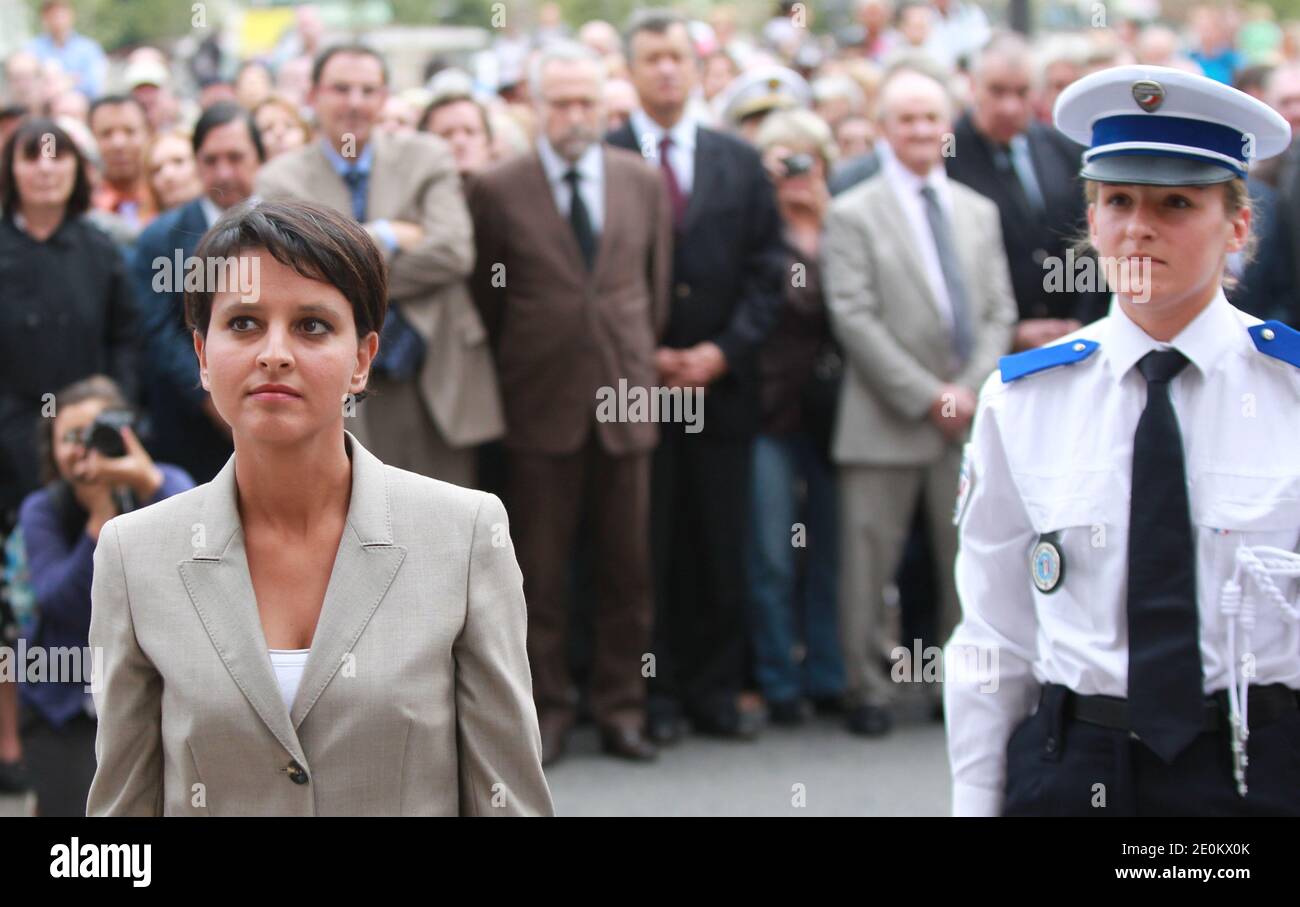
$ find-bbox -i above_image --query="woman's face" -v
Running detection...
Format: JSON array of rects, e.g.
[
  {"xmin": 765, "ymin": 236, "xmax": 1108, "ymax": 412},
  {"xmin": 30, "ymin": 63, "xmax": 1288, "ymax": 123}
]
[
  {"xmin": 12, "ymin": 144, "xmax": 77, "ymax": 210},
  {"xmin": 1088, "ymin": 182, "xmax": 1248, "ymax": 312},
  {"xmin": 194, "ymin": 249, "xmax": 377, "ymax": 447},
  {"xmin": 254, "ymin": 104, "xmax": 307, "ymax": 159},
  {"xmin": 147, "ymin": 134, "xmax": 201, "ymax": 209},
  {"xmin": 52, "ymin": 398, "xmax": 107, "ymax": 482}
]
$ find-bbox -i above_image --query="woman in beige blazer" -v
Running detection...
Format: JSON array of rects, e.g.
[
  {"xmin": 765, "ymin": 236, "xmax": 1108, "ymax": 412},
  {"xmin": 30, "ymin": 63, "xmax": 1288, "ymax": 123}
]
[{"xmin": 87, "ymin": 199, "xmax": 553, "ymax": 816}]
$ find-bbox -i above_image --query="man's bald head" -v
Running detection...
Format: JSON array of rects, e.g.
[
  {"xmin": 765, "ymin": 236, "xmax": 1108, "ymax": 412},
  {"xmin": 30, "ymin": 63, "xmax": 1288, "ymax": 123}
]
[{"xmin": 877, "ymin": 65, "xmax": 952, "ymax": 176}]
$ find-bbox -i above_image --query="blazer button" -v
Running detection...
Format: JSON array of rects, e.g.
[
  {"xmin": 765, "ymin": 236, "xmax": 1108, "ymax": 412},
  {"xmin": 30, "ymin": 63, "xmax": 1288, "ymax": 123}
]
[
  {"xmin": 675, "ymin": 283, "xmax": 690, "ymax": 299},
  {"xmin": 286, "ymin": 760, "xmax": 309, "ymax": 785}
]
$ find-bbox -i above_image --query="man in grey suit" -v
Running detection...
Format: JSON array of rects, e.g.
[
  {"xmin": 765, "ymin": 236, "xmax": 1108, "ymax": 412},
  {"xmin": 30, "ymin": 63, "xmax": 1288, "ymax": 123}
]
[
  {"xmin": 256, "ymin": 44, "xmax": 503, "ymax": 487},
  {"xmin": 823, "ymin": 66, "xmax": 1017, "ymax": 736}
]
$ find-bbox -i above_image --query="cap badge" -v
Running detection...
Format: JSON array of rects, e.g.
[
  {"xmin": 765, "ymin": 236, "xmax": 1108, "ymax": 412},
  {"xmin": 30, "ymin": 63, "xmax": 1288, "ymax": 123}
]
[{"xmin": 1131, "ymin": 80, "xmax": 1165, "ymax": 113}]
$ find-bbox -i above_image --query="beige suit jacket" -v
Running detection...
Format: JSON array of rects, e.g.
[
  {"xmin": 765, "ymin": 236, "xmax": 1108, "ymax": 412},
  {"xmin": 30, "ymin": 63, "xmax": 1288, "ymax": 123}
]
[
  {"xmin": 87, "ymin": 432, "xmax": 553, "ymax": 816},
  {"xmin": 255, "ymin": 133, "xmax": 505, "ymax": 448},
  {"xmin": 822, "ymin": 172, "xmax": 1018, "ymax": 466}
]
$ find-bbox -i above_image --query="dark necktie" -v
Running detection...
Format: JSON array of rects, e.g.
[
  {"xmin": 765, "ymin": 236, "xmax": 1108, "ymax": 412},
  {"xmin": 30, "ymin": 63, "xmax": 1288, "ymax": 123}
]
[
  {"xmin": 1127, "ymin": 348, "xmax": 1204, "ymax": 763},
  {"xmin": 658, "ymin": 136, "xmax": 688, "ymax": 230},
  {"xmin": 564, "ymin": 169, "xmax": 596, "ymax": 270},
  {"xmin": 919, "ymin": 185, "xmax": 974, "ymax": 364},
  {"xmin": 342, "ymin": 167, "xmax": 367, "ymax": 221}
]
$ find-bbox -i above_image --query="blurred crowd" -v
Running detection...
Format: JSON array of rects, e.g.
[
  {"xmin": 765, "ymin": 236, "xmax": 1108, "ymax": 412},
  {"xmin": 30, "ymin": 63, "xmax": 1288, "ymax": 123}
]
[{"xmin": 2, "ymin": 0, "xmax": 1300, "ymax": 814}]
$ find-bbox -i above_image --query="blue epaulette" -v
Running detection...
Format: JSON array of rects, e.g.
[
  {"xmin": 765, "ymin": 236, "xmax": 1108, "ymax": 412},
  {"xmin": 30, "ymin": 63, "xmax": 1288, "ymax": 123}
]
[
  {"xmin": 999, "ymin": 339, "xmax": 1100, "ymax": 383},
  {"xmin": 1248, "ymin": 320, "xmax": 1300, "ymax": 368}
]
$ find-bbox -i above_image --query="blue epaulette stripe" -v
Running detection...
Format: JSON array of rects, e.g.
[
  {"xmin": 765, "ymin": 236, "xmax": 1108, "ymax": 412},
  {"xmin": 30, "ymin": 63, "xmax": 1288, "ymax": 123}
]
[
  {"xmin": 1248, "ymin": 320, "xmax": 1300, "ymax": 368},
  {"xmin": 999, "ymin": 339, "xmax": 1100, "ymax": 382}
]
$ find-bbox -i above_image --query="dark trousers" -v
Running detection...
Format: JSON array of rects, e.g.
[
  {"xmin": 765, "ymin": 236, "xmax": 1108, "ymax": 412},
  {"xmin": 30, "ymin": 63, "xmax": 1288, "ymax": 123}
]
[
  {"xmin": 508, "ymin": 434, "xmax": 652, "ymax": 733},
  {"xmin": 649, "ymin": 426, "xmax": 751, "ymax": 719},
  {"xmin": 1004, "ymin": 685, "xmax": 1300, "ymax": 816},
  {"xmin": 20, "ymin": 705, "xmax": 96, "ymax": 817}
]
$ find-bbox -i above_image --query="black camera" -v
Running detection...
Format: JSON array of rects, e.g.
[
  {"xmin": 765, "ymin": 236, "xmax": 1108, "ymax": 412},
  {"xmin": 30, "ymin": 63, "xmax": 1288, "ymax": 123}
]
[
  {"xmin": 782, "ymin": 153, "xmax": 814, "ymax": 177},
  {"xmin": 82, "ymin": 410, "xmax": 134, "ymax": 458}
]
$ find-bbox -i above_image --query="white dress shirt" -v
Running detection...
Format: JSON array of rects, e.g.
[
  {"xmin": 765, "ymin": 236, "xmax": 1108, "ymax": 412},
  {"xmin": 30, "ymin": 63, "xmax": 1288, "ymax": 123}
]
[
  {"xmin": 628, "ymin": 107, "xmax": 696, "ymax": 196},
  {"xmin": 881, "ymin": 152, "xmax": 958, "ymax": 334},
  {"xmin": 536, "ymin": 136, "xmax": 604, "ymax": 235},
  {"xmin": 944, "ymin": 290, "xmax": 1300, "ymax": 816},
  {"xmin": 199, "ymin": 195, "xmax": 225, "ymax": 229}
]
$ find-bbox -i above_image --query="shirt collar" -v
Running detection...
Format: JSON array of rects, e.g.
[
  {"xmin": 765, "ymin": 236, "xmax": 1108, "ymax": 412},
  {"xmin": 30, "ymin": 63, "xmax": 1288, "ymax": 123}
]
[
  {"xmin": 199, "ymin": 194, "xmax": 225, "ymax": 228},
  {"xmin": 320, "ymin": 138, "xmax": 374, "ymax": 176},
  {"xmin": 536, "ymin": 136, "xmax": 602, "ymax": 185},
  {"xmin": 883, "ymin": 150, "xmax": 948, "ymax": 198},
  {"xmin": 1103, "ymin": 287, "xmax": 1240, "ymax": 384},
  {"xmin": 629, "ymin": 108, "xmax": 696, "ymax": 155}
]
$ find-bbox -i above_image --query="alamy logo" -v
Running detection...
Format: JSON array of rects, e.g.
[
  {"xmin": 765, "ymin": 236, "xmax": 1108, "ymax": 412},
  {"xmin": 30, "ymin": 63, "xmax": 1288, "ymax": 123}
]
[{"xmin": 49, "ymin": 838, "xmax": 151, "ymax": 887}]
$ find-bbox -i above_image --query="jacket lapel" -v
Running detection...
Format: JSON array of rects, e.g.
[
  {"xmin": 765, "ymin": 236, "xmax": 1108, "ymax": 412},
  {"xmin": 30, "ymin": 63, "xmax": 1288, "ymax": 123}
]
[
  {"xmin": 874, "ymin": 179, "xmax": 943, "ymax": 319},
  {"xmin": 683, "ymin": 129, "xmax": 720, "ymax": 234},
  {"xmin": 590, "ymin": 148, "xmax": 627, "ymax": 283},
  {"xmin": 289, "ymin": 433, "xmax": 405, "ymax": 727},
  {"xmin": 178, "ymin": 452, "xmax": 305, "ymax": 762},
  {"xmin": 528, "ymin": 151, "xmax": 589, "ymax": 276},
  {"xmin": 176, "ymin": 432, "xmax": 407, "ymax": 757}
]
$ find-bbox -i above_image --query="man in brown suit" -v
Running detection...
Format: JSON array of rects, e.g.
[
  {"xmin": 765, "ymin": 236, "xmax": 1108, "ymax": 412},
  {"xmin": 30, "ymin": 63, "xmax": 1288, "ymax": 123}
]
[
  {"xmin": 256, "ymin": 44, "xmax": 503, "ymax": 487},
  {"xmin": 468, "ymin": 41, "xmax": 672, "ymax": 765}
]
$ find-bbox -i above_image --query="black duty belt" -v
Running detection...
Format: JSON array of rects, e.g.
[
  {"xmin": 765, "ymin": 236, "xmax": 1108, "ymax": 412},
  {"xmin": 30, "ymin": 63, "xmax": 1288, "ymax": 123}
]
[{"xmin": 1060, "ymin": 683, "xmax": 1300, "ymax": 736}]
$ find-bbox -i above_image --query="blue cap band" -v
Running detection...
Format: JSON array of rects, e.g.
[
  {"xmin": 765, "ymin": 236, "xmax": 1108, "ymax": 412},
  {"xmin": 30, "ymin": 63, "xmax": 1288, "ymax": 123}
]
[{"xmin": 1090, "ymin": 114, "xmax": 1248, "ymax": 171}]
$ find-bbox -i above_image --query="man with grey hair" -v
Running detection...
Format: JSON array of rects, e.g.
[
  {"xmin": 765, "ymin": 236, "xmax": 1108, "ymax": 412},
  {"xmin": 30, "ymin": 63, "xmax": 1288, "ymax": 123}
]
[
  {"xmin": 948, "ymin": 31, "xmax": 1106, "ymax": 350},
  {"xmin": 469, "ymin": 40, "xmax": 673, "ymax": 766},
  {"xmin": 823, "ymin": 65, "xmax": 1016, "ymax": 736}
]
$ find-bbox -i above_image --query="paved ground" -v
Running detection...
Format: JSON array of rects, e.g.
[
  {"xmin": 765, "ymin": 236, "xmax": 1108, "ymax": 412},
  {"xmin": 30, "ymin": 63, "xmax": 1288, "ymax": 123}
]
[
  {"xmin": 546, "ymin": 687, "xmax": 952, "ymax": 817},
  {"xmin": 0, "ymin": 690, "xmax": 953, "ymax": 818}
]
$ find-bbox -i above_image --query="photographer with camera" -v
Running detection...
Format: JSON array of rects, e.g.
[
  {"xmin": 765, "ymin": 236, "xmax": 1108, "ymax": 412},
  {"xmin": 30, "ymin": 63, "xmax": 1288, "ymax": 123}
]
[
  {"xmin": 12, "ymin": 375, "xmax": 191, "ymax": 816},
  {"xmin": 746, "ymin": 109, "xmax": 847, "ymax": 726}
]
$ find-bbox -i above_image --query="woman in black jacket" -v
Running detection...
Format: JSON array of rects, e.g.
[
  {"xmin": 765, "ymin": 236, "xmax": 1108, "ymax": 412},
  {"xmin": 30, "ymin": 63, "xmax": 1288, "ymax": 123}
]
[{"xmin": 0, "ymin": 117, "xmax": 139, "ymax": 790}]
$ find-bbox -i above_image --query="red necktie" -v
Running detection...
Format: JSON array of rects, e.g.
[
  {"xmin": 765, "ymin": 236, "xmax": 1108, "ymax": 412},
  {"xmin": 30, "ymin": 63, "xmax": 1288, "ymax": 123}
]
[{"xmin": 659, "ymin": 136, "xmax": 688, "ymax": 230}]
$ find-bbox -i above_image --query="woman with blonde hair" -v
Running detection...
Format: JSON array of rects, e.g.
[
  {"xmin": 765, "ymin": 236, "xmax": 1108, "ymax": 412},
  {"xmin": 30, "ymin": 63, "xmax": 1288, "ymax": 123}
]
[{"xmin": 945, "ymin": 66, "xmax": 1300, "ymax": 817}]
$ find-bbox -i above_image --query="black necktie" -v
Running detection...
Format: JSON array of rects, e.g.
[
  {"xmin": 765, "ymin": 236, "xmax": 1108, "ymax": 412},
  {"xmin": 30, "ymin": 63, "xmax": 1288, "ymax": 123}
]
[
  {"xmin": 564, "ymin": 169, "xmax": 596, "ymax": 270},
  {"xmin": 1127, "ymin": 348, "xmax": 1203, "ymax": 763}
]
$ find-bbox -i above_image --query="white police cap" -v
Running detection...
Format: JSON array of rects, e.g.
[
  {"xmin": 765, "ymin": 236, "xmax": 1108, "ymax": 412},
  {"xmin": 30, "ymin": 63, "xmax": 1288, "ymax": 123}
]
[
  {"xmin": 1053, "ymin": 65, "xmax": 1291, "ymax": 185},
  {"xmin": 720, "ymin": 66, "xmax": 812, "ymax": 127}
]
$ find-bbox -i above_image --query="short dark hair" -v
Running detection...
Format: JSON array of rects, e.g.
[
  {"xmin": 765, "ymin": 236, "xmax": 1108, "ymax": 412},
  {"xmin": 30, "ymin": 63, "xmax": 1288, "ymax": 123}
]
[
  {"xmin": 623, "ymin": 9, "xmax": 691, "ymax": 61},
  {"xmin": 311, "ymin": 44, "xmax": 389, "ymax": 88},
  {"xmin": 0, "ymin": 117, "xmax": 91, "ymax": 217},
  {"xmin": 419, "ymin": 94, "xmax": 493, "ymax": 142},
  {"xmin": 185, "ymin": 198, "xmax": 388, "ymax": 345},
  {"xmin": 192, "ymin": 101, "xmax": 265, "ymax": 162},
  {"xmin": 88, "ymin": 94, "xmax": 148, "ymax": 131}
]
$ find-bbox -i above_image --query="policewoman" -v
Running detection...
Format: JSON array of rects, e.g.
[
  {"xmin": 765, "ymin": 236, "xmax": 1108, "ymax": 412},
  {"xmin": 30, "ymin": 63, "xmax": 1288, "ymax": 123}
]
[{"xmin": 944, "ymin": 65, "xmax": 1300, "ymax": 817}]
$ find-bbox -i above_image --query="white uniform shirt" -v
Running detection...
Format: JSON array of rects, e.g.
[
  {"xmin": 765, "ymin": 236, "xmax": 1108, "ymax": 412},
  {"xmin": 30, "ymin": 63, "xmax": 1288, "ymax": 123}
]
[{"xmin": 944, "ymin": 290, "xmax": 1300, "ymax": 817}]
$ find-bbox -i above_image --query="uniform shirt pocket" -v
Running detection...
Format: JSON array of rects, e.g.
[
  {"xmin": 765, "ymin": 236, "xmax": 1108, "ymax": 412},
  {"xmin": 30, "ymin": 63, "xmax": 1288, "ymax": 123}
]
[
  {"xmin": 1013, "ymin": 470, "xmax": 1127, "ymax": 636},
  {"xmin": 1191, "ymin": 471, "xmax": 1300, "ymax": 641}
]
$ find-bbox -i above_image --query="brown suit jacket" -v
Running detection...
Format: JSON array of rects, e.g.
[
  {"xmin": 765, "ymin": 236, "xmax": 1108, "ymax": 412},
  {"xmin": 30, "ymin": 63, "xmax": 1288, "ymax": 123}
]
[
  {"xmin": 256, "ymin": 132, "xmax": 505, "ymax": 449},
  {"xmin": 468, "ymin": 145, "xmax": 672, "ymax": 455}
]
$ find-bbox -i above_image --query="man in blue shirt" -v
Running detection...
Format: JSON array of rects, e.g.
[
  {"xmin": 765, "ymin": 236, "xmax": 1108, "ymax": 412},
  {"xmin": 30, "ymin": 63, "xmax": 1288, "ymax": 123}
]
[{"xmin": 26, "ymin": 0, "xmax": 107, "ymax": 100}]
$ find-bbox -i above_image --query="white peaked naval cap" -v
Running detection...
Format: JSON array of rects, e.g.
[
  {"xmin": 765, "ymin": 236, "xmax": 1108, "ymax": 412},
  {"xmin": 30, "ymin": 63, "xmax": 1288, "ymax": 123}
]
[{"xmin": 1053, "ymin": 65, "xmax": 1292, "ymax": 185}]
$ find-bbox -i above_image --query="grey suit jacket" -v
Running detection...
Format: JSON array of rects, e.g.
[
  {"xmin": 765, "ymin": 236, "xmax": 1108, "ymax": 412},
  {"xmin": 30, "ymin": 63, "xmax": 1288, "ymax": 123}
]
[
  {"xmin": 822, "ymin": 172, "xmax": 1017, "ymax": 466},
  {"xmin": 87, "ymin": 432, "xmax": 553, "ymax": 816},
  {"xmin": 255, "ymin": 133, "xmax": 505, "ymax": 448}
]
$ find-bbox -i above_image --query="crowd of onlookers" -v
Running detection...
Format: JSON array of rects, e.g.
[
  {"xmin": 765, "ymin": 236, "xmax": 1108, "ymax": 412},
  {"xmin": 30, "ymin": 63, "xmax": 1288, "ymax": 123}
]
[{"xmin": 2, "ymin": 0, "xmax": 1299, "ymax": 814}]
